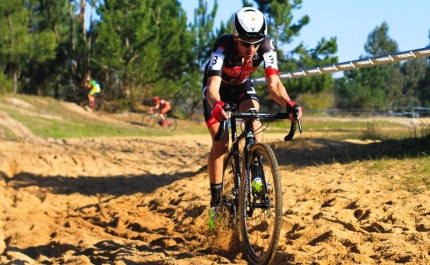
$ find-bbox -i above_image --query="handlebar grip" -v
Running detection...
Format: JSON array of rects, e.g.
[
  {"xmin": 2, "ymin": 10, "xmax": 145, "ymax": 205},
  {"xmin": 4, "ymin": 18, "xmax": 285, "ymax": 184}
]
[
  {"xmin": 284, "ymin": 104, "xmax": 303, "ymax": 141},
  {"xmin": 284, "ymin": 121, "xmax": 297, "ymax": 141},
  {"xmin": 214, "ymin": 119, "xmax": 228, "ymax": 141},
  {"xmin": 297, "ymin": 119, "xmax": 303, "ymax": 134}
]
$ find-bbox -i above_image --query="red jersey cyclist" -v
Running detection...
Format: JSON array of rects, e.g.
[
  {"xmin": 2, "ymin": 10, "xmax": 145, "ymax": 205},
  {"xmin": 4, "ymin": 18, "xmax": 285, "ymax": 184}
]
[
  {"xmin": 150, "ymin": 96, "xmax": 172, "ymax": 127},
  {"xmin": 202, "ymin": 7, "xmax": 303, "ymax": 229}
]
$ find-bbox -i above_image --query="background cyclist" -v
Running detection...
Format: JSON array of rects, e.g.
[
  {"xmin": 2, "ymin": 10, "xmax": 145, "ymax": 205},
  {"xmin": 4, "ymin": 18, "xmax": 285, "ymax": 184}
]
[
  {"xmin": 150, "ymin": 96, "xmax": 172, "ymax": 127},
  {"xmin": 85, "ymin": 75, "xmax": 101, "ymax": 108},
  {"xmin": 202, "ymin": 7, "xmax": 303, "ymax": 229}
]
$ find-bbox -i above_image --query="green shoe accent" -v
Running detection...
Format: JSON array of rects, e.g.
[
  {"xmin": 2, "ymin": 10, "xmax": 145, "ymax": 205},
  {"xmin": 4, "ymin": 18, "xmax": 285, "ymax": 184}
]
[{"xmin": 208, "ymin": 207, "xmax": 217, "ymax": 230}]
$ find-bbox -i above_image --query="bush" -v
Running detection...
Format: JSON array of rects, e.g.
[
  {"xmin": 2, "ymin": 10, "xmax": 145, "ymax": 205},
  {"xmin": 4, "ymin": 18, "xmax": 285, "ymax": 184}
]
[
  {"xmin": 0, "ymin": 73, "xmax": 13, "ymax": 95},
  {"xmin": 298, "ymin": 91, "xmax": 335, "ymax": 111}
]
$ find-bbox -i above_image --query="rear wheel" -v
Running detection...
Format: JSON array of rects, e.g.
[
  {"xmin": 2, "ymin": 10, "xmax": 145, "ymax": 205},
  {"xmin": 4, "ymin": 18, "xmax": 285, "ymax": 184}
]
[
  {"xmin": 239, "ymin": 143, "xmax": 282, "ymax": 265},
  {"xmin": 164, "ymin": 117, "xmax": 177, "ymax": 131},
  {"xmin": 93, "ymin": 94, "xmax": 102, "ymax": 110}
]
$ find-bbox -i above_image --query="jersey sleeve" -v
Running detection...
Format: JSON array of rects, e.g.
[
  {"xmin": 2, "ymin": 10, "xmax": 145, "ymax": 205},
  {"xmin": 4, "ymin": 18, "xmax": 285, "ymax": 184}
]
[
  {"xmin": 261, "ymin": 38, "xmax": 279, "ymax": 77},
  {"xmin": 206, "ymin": 35, "xmax": 229, "ymax": 77}
]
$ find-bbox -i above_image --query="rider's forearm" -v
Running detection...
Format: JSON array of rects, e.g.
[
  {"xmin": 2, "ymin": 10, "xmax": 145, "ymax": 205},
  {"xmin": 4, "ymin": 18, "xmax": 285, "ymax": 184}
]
[
  {"xmin": 266, "ymin": 75, "xmax": 291, "ymax": 107},
  {"xmin": 207, "ymin": 76, "xmax": 222, "ymax": 107}
]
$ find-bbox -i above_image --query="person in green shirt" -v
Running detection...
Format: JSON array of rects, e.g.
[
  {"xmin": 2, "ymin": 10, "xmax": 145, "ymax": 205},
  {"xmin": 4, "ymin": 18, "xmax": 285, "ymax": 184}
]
[{"xmin": 85, "ymin": 75, "xmax": 101, "ymax": 108}]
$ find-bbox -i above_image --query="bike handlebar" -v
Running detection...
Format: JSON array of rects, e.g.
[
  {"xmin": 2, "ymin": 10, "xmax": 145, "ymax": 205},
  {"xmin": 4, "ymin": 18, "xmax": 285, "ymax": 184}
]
[{"xmin": 214, "ymin": 104, "xmax": 302, "ymax": 142}]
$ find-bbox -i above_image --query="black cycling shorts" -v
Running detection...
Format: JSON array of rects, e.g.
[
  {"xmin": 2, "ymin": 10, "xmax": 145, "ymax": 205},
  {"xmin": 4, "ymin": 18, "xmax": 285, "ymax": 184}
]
[{"xmin": 202, "ymin": 79, "xmax": 259, "ymax": 122}]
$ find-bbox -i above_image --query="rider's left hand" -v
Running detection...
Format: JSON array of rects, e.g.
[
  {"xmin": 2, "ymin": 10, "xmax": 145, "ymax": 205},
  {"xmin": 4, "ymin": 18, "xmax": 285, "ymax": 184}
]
[{"xmin": 286, "ymin": 100, "xmax": 303, "ymax": 122}]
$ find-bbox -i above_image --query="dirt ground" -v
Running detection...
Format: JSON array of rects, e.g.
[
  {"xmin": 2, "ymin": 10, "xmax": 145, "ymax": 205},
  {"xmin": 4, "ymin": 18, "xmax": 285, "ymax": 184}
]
[{"xmin": 1, "ymin": 99, "xmax": 430, "ymax": 265}]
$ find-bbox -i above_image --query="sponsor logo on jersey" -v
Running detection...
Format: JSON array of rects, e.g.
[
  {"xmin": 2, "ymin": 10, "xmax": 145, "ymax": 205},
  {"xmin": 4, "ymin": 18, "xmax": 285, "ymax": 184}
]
[{"xmin": 224, "ymin": 67, "xmax": 257, "ymax": 76}]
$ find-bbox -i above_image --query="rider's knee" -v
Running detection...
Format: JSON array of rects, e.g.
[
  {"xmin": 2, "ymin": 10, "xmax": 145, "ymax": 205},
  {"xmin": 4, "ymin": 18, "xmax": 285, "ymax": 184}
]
[
  {"xmin": 212, "ymin": 140, "xmax": 228, "ymax": 155},
  {"xmin": 239, "ymin": 98, "xmax": 260, "ymax": 112}
]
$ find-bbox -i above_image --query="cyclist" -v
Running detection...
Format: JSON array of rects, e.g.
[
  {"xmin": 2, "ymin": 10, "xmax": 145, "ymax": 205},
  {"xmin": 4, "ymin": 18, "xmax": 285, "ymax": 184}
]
[
  {"xmin": 85, "ymin": 75, "xmax": 101, "ymax": 108},
  {"xmin": 202, "ymin": 7, "xmax": 303, "ymax": 229},
  {"xmin": 150, "ymin": 96, "xmax": 172, "ymax": 127}
]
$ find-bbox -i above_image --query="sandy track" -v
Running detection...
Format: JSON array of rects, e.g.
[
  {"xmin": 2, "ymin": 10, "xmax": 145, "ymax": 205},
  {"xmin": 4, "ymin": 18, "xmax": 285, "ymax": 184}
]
[{"xmin": 0, "ymin": 98, "xmax": 429, "ymax": 264}]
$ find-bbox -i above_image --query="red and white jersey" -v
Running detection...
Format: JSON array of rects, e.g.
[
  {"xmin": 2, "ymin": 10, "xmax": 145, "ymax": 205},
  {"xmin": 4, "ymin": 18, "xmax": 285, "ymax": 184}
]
[{"xmin": 204, "ymin": 34, "xmax": 279, "ymax": 86}]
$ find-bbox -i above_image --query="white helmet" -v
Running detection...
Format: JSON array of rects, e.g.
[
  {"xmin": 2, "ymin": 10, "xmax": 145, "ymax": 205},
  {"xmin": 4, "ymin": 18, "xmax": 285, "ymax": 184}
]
[{"xmin": 232, "ymin": 7, "xmax": 267, "ymax": 40}]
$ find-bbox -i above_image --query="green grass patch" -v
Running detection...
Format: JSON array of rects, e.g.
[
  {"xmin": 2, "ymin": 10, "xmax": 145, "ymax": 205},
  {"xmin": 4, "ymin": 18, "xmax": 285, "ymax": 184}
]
[
  {"xmin": 1, "ymin": 94, "xmax": 429, "ymax": 141},
  {"xmin": 396, "ymin": 156, "xmax": 430, "ymax": 193},
  {"xmin": 0, "ymin": 123, "xmax": 16, "ymax": 139},
  {"xmin": 360, "ymin": 151, "xmax": 430, "ymax": 193},
  {"xmin": 0, "ymin": 94, "xmax": 176, "ymax": 138}
]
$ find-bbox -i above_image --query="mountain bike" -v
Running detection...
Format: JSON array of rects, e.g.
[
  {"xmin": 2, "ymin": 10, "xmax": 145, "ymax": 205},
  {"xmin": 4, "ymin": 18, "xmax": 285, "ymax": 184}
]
[
  {"xmin": 80, "ymin": 93, "xmax": 102, "ymax": 111},
  {"xmin": 141, "ymin": 110, "xmax": 177, "ymax": 131},
  {"xmin": 215, "ymin": 103, "xmax": 302, "ymax": 265}
]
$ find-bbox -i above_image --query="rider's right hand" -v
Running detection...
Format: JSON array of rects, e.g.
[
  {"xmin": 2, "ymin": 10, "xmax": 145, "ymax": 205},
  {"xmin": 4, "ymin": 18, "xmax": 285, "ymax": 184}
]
[{"xmin": 211, "ymin": 101, "xmax": 227, "ymax": 122}]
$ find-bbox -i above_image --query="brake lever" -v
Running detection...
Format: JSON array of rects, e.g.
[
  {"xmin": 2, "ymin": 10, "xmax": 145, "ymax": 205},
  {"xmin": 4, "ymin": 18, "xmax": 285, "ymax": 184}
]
[
  {"xmin": 214, "ymin": 103, "xmax": 230, "ymax": 141},
  {"xmin": 294, "ymin": 105, "xmax": 302, "ymax": 134}
]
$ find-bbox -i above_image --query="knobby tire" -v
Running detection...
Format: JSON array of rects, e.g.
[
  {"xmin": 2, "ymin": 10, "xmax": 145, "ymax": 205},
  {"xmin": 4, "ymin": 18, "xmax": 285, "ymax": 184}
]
[{"xmin": 239, "ymin": 143, "xmax": 282, "ymax": 265}]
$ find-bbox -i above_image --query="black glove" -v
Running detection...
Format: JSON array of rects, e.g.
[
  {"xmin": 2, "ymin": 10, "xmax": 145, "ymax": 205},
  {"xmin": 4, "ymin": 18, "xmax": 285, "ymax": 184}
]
[
  {"xmin": 287, "ymin": 100, "xmax": 302, "ymax": 120},
  {"xmin": 286, "ymin": 100, "xmax": 297, "ymax": 114}
]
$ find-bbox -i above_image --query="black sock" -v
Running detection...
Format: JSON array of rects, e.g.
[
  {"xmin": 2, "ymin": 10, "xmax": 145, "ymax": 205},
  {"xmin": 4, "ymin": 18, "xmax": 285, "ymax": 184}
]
[{"xmin": 210, "ymin": 182, "xmax": 222, "ymax": 207}]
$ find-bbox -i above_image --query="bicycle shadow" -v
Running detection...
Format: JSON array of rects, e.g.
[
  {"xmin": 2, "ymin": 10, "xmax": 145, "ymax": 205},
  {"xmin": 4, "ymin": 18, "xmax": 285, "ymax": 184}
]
[{"xmin": 130, "ymin": 121, "xmax": 148, "ymax": 127}]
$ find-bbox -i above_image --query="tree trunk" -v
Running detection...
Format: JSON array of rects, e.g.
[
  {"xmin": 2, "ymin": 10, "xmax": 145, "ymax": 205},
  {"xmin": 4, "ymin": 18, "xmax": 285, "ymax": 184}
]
[
  {"xmin": 80, "ymin": 0, "xmax": 86, "ymax": 40},
  {"xmin": 13, "ymin": 71, "xmax": 18, "ymax": 94}
]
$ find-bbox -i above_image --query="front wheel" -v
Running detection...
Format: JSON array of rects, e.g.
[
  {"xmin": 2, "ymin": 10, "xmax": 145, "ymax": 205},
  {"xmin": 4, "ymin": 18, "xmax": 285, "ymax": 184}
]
[
  {"xmin": 239, "ymin": 143, "xmax": 282, "ymax": 265},
  {"xmin": 141, "ymin": 114, "xmax": 156, "ymax": 127}
]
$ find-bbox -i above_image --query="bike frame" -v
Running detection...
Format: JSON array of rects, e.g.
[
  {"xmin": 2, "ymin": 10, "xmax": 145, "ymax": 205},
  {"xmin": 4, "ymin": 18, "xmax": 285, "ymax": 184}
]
[
  {"xmin": 229, "ymin": 113, "xmax": 242, "ymax": 203},
  {"xmin": 147, "ymin": 112, "xmax": 166, "ymax": 126},
  {"xmin": 220, "ymin": 104, "xmax": 301, "ymax": 214},
  {"xmin": 228, "ymin": 108, "xmax": 275, "ymax": 214},
  {"xmin": 229, "ymin": 109, "xmax": 258, "ymax": 198},
  {"xmin": 217, "ymin": 103, "xmax": 301, "ymax": 264}
]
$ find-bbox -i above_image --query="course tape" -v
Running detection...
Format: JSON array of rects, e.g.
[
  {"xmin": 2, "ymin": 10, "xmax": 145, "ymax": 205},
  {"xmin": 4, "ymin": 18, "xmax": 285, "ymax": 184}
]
[{"xmin": 251, "ymin": 47, "xmax": 430, "ymax": 84}]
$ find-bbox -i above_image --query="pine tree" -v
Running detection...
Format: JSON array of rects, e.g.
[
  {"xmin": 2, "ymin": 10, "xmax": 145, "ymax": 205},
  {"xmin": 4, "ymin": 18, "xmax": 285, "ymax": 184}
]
[
  {"xmin": 336, "ymin": 22, "xmax": 402, "ymax": 109},
  {"xmin": 92, "ymin": 0, "xmax": 194, "ymax": 102}
]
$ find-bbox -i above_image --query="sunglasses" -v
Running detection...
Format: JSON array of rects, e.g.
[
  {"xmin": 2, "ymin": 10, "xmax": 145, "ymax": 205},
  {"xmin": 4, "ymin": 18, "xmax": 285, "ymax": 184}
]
[{"xmin": 238, "ymin": 38, "xmax": 264, "ymax": 48}]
